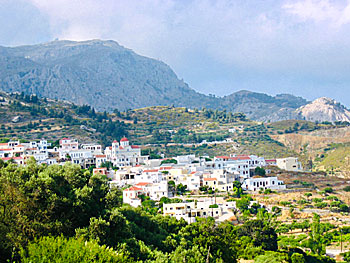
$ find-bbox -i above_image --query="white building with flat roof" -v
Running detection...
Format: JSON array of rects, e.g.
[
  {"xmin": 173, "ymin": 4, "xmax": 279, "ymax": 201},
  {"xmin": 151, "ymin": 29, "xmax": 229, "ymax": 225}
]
[
  {"xmin": 276, "ymin": 157, "xmax": 303, "ymax": 172},
  {"xmin": 242, "ymin": 176, "xmax": 286, "ymax": 192}
]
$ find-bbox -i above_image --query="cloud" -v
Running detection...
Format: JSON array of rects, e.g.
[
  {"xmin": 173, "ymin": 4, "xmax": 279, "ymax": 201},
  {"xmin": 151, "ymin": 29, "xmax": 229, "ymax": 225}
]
[
  {"xmin": 4, "ymin": 0, "xmax": 350, "ymax": 105},
  {"xmin": 283, "ymin": 0, "xmax": 350, "ymax": 27}
]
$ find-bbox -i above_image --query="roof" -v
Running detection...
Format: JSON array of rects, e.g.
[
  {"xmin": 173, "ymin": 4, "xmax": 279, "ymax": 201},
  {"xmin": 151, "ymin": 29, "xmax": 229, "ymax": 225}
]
[
  {"xmin": 113, "ymin": 140, "xmax": 118, "ymax": 143},
  {"xmin": 266, "ymin": 159, "xmax": 276, "ymax": 162},
  {"xmin": 124, "ymin": 186, "xmax": 142, "ymax": 191},
  {"xmin": 0, "ymin": 143, "xmax": 8, "ymax": 146},
  {"xmin": 143, "ymin": 169, "xmax": 159, "ymax": 173},
  {"xmin": 204, "ymin": 178, "xmax": 217, "ymax": 181},
  {"xmin": 95, "ymin": 155, "xmax": 106, "ymax": 158},
  {"xmin": 215, "ymin": 156, "xmax": 251, "ymax": 161},
  {"xmin": 2, "ymin": 157, "xmax": 24, "ymax": 161},
  {"xmin": 136, "ymin": 182, "xmax": 150, "ymax": 186},
  {"xmin": 120, "ymin": 138, "xmax": 129, "ymax": 142},
  {"xmin": 160, "ymin": 166, "xmax": 172, "ymax": 170},
  {"xmin": 131, "ymin": 145, "xmax": 140, "ymax": 149},
  {"xmin": 94, "ymin": 167, "xmax": 107, "ymax": 170}
]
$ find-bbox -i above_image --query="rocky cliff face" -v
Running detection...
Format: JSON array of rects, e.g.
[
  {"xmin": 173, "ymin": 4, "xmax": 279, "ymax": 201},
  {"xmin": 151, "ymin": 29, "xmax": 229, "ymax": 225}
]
[
  {"xmin": 0, "ymin": 39, "xmax": 309, "ymax": 121},
  {"xmin": 296, "ymin": 97, "xmax": 350, "ymax": 123},
  {"xmin": 0, "ymin": 40, "xmax": 217, "ymax": 112}
]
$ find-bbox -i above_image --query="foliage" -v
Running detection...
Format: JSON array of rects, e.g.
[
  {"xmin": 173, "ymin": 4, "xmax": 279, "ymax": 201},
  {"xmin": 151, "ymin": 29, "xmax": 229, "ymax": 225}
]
[
  {"xmin": 255, "ymin": 166, "xmax": 266, "ymax": 176},
  {"xmin": 20, "ymin": 236, "xmax": 132, "ymax": 263},
  {"xmin": 0, "ymin": 160, "xmax": 337, "ymax": 263}
]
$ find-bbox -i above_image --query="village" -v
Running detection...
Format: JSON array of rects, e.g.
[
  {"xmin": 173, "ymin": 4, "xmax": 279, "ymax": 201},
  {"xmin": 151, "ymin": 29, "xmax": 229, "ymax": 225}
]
[{"xmin": 0, "ymin": 137, "xmax": 305, "ymax": 223}]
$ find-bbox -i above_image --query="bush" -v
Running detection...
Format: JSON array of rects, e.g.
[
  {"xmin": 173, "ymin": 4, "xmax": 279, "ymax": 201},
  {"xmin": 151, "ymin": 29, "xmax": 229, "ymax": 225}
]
[
  {"xmin": 20, "ymin": 236, "xmax": 131, "ymax": 263},
  {"xmin": 254, "ymin": 251, "xmax": 288, "ymax": 263},
  {"xmin": 324, "ymin": 187, "xmax": 333, "ymax": 193},
  {"xmin": 291, "ymin": 253, "xmax": 306, "ymax": 263}
]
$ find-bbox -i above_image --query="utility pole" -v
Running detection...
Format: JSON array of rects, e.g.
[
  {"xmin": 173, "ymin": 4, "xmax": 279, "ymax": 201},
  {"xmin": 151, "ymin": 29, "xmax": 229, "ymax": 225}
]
[{"xmin": 206, "ymin": 246, "xmax": 211, "ymax": 263}]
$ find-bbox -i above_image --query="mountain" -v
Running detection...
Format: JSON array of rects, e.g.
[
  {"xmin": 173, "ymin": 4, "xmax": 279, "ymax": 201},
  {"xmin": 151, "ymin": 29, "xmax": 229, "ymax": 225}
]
[
  {"xmin": 220, "ymin": 91, "xmax": 307, "ymax": 122},
  {"xmin": 0, "ymin": 39, "xmax": 308, "ymax": 120},
  {"xmin": 296, "ymin": 97, "xmax": 350, "ymax": 123}
]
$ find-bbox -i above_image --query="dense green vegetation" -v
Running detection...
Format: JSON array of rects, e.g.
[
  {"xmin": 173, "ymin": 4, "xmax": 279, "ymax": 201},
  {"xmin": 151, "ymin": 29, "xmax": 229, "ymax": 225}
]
[{"xmin": 0, "ymin": 158, "xmax": 338, "ymax": 262}]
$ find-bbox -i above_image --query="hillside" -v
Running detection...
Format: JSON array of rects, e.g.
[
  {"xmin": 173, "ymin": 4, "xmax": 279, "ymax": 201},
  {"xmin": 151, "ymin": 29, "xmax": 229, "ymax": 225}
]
[
  {"xmin": 0, "ymin": 92, "xmax": 128, "ymax": 145},
  {"xmin": 221, "ymin": 91, "xmax": 307, "ymax": 121},
  {"xmin": 0, "ymin": 39, "xmax": 309, "ymax": 121},
  {"xmin": 0, "ymin": 40, "xmax": 216, "ymax": 112},
  {"xmin": 0, "ymin": 91, "xmax": 300, "ymax": 158}
]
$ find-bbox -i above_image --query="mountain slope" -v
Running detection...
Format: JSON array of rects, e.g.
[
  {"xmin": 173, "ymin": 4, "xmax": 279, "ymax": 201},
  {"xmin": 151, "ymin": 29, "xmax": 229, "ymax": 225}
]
[
  {"xmin": 296, "ymin": 97, "xmax": 350, "ymax": 123},
  {"xmin": 221, "ymin": 90, "xmax": 307, "ymax": 121},
  {"xmin": 0, "ymin": 39, "xmax": 308, "ymax": 120},
  {"xmin": 0, "ymin": 40, "xmax": 217, "ymax": 112}
]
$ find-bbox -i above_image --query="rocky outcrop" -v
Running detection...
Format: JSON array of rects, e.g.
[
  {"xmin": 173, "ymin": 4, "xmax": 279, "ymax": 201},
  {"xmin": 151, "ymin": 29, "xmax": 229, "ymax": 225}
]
[{"xmin": 296, "ymin": 97, "xmax": 350, "ymax": 123}]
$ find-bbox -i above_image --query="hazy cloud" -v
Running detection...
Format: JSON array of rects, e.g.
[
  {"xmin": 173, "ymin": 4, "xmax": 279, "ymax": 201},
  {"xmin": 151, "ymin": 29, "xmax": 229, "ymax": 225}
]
[{"xmin": 2, "ymin": 0, "xmax": 350, "ymax": 105}]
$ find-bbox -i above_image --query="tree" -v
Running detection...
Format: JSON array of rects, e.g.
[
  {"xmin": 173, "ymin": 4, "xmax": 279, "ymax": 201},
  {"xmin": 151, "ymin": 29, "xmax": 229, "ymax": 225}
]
[
  {"xmin": 255, "ymin": 167, "xmax": 266, "ymax": 176},
  {"xmin": 20, "ymin": 236, "xmax": 132, "ymax": 263},
  {"xmin": 308, "ymin": 213, "xmax": 325, "ymax": 255},
  {"xmin": 236, "ymin": 197, "xmax": 250, "ymax": 213},
  {"xmin": 161, "ymin": 159, "xmax": 177, "ymax": 165},
  {"xmin": 237, "ymin": 220, "xmax": 278, "ymax": 251},
  {"xmin": 254, "ymin": 251, "xmax": 288, "ymax": 263},
  {"xmin": 176, "ymin": 183, "xmax": 187, "ymax": 195},
  {"xmin": 304, "ymin": 192, "xmax": 312, "ymax": 198},
  {"xmin": 324, "ymin": 187, "xmax": 333, "ymax": 194}
]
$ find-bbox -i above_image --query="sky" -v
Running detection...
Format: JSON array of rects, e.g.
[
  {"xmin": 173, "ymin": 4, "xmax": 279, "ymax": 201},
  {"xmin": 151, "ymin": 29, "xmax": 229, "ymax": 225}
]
[{"xmin": 1, "ymin": 0, "xmax": 350, "ymax": 106}]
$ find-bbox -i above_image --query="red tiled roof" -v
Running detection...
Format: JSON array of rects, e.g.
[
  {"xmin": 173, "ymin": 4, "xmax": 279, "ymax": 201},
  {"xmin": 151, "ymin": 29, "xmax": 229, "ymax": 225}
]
[
  {"xmin": 204, "ymin": 178, "xmax": 217, "ymax": 181},
  {"xmin": 2, "ymin": 157, "xmax": 24, "ymax": 161},
  {"xmin": 143, "ymin": 169, "xmax": 159, "ymax": 173},
  {"xmin": 160, "ymin": 166, "xmax": 172, "ymax": 170},
  {"xmin": 266, "ymin": 159, "xmax": 276, "ymax": 162},
  {"xmin": 120, "ymin": 138, "xmax": 129, "ymax": 142},
  {"xmin": 131, "ymin": 145, "xmax": 140, "ymax": 149},
  {"xmin": 136, "ymin": 182, "xmax": 150, "ymax": 186},
  {"xmin": 0, "ymin": 143, "xmax": 8, "ymax": 146},
  {"xmin": 113, "ymin": 140, "xmax": 118, "ymax": 143},
  {"xmin": 95, "ymin": 155, "xmax": 106, "ymax": 158},
  {"xmin": 124, "ymin": 186, "xmax": 142, "ymax": 191}
]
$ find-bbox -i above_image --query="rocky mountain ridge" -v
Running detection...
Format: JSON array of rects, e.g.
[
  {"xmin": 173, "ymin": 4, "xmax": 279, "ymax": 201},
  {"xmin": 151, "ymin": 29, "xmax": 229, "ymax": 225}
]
[{"xmin": 0, "ymin": 39, "xmax": 347, "ymax": 122}]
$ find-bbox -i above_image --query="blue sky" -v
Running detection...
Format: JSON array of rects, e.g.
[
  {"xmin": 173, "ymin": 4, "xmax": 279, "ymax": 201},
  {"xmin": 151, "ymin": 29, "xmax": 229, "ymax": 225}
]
[{"xmin": 1, "ymin": 0, "xmax": 350, "ymax": 106}]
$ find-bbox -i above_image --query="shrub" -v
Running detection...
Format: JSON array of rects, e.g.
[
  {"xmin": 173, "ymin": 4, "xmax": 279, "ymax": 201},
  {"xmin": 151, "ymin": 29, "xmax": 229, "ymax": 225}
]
[{"xmin": 20, "ymin": 236, "xmax": 131, "ymax": 263}]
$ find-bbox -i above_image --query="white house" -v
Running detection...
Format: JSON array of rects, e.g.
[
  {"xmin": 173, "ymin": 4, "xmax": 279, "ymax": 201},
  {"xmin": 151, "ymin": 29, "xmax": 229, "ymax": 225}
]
[
  {"xmin": 276, "ymin": 157, "xmax": 303, "ymax": 172},
  {"xmin": 163, "ymin": 200, "xmax": 223, "ymax": 223},
  {"xmin": 59, "ymin": 138, "xmax": 78, "ymax": 151},
  {"xmin": 105, "ymin": 138, "xmax": 148, "ymax": 167},
  {"xmin": 242, "ymin": 176, "xmax": 286, "ymax": 192},
  {"xmin": 123, "ymin": 186, "xmax": 143, "ymax": 207}
]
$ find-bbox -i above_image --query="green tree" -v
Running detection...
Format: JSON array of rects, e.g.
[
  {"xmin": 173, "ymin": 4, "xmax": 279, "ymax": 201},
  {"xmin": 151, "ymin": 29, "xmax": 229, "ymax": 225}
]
[
  {"xmin": 20, "ymin": 236, "xmax": 132, "ymax": 263},
  {"xmin": 255, "ymin": 167, "xmax": 266, "ymax": 176},
  {"xmin": 308, "ymin": 213, "xmax": 325, "ymax": 255}
]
